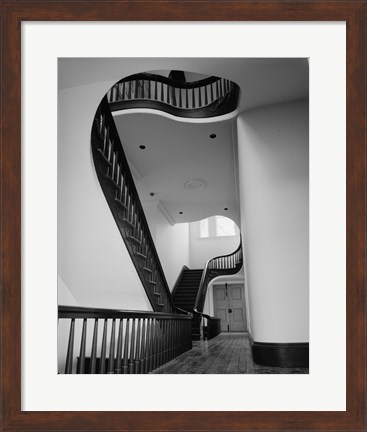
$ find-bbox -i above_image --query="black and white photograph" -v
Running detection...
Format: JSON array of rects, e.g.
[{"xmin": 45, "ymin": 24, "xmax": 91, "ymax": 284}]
[{"xmin": 57, "ymin": 58, "xmax": 309, "ymax": 375}]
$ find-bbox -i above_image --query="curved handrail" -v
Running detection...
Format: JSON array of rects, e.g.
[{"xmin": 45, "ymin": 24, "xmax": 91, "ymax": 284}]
[
  {"xmin": 107, "ymin": 72, "xmax": 240, "ymax": 118},
  {"xmin": 193, "ymin": 240, "xmax": 243, "ymax": 319},
  {"xmin": 91, "ymin": 97, "xmax": 185, "ymax": 314}
]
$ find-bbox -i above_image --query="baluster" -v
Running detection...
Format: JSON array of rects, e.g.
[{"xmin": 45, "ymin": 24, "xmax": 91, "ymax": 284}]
[
  {"xmin": 150, "ymin": 318, "xmax": 156, "ymax": 371},
  {"xmin": 171, "ymin": 319, "xmax": 175, "ymax": 360},
  {"xmin": 134, "ymin": 78, "xmax": 139, "ymax": 98},
  {"xmin": 118, "ymin": 83, "xmax": 122, "ymax": 100},
  {"xmin": 125, "ymin": 190, "xmax": 130, "ymax": 211},
  {"xmin": 90, "ymin": 319, "xmax": 98, "ymax": 374},
  {"xmin": 122, "ymin": 319, "xmax": 130, "ymax": 374},
  {"xmin": 122, "ymin": 82, "xmax": 126, "ymax": 100},
  {"xmin": 154, "ymin": 80, "xmax": 158, "ymax": 100},
  {"xmin": 99, "ymin": 114, "xmax": 104, "ymax": 135},
  {"xmin": 156, "ymin": 320, "xmax": 162, "ymax": 367},
  {"xmin": 107, "ymin": 139, "xmax": 113, "ymax": 165},
  {"xmin": 77, "ymin": 318, "xmax": 87, "ymax": 374},
  {"xmin": 99, "ymin": 319, "xmax": 108, "ymax": 374},
  {"xmin": 171, "ymin": 86, "xmax": 176, "ymax": 106},
  {"xmin": 179, "ymin": 88, "xmax": 182, "ymax": 108},
  {"xmin": 161, "ymin": 320, "xmax": 167, "ymax": 364},
  {"xmin": 64, "ymin": 318, "xmax": 75, "ymax": 374},
  {"xmin": 129, "ymin": 319, "xmax": 136, "ymax": 374},
  {"xmin": 153, "ymin": 319, "xmax": 159, "ymax": 370},
  {"xmin": 165, "ymin": 320, "xmax": 170, "ymax": 363},
  {"xmin": 128, "ymin": 80, "xmax": 132, "ymax": 99},
  {"xmin": 160, "ymin": 81, "xmax": 164, "ymax": 102},
  {"xmin": 166, "ymin": 84, "xmax": 170, "ymax": 104},
  {"xmin": 204, "ymin": 85, "xmax": 208, "ymax": 105},
  {"xmin": 186, "ymin": 88, "xmax": 189, "ymax": 108},
  {"xmin": 198, "ymin": 85, "xmax": 202, "ymax": 107},
  {"xmin": 147, "ymin": 79, "xmax": 151, "ymax": 99},
  {"xmin": 103, "ymin": 127, "xmax": 108, "ymax": 154},
  {"xmin": 141, "ymin": 79, "xmax": 145, "ymax": 98},
  {"xmin": 111, "ymin": 151, "xmax": 116, "ymax": 180},
  {"xmin": 210, "ymin": 83, "xmax": 214, "ymax": 103},
  {"xmin": 107, "ymin": 319, "xmax": 116, "ymax": 374},
  {"xmin": 192, "ymin": 87, "xmax": 196, "ymax": 108},
  {"xmin": 216, "ymin": 79, "xmax": 221, "ymax": 99},
  {"xmin": 173, "ymin": 320, "xmax": 177, "ymax": 358},
  {"xmin": 140, "ymin": 318, "xmax": 146, "ymax": 373},
  {"xmin": 115, "ymin": 319, "xmax": 124, "ymax": 374},
  {"xmin": 221, "ymin": 79, "xmax": 225, "ymax": 97},
  {"xmin": 146, "ymin": 318, "xmax": 153, "ymax": 372},
  {"xmin": 134, "ymin": 319, "xmax": 142, "ymax": 373},
  {"xmin": 115, "ymin": 161, "xmax": 120, "ymax": 187}
]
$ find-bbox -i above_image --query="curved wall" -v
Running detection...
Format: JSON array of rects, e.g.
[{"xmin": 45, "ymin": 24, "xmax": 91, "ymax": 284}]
[{"xmin": 237, "ymin": 100, "xmax": 309, "ymax": 343}]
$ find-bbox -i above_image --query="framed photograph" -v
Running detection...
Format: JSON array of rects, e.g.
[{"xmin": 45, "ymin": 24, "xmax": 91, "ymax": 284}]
[{"xmin": 1, "ymin": 1, "xmax": 365, "ymax": 431}]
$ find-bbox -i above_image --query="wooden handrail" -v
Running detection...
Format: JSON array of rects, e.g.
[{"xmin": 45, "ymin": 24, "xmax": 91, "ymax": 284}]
[
  {"xmin": 91, "ymin": 97, "xmax": 179, "ymax": 313},
  {"xmin": 59, "ymin": 306, "xmax": 192, "ymax": 320},
  {"xmin": 192, "ymin": 240, "xmax": 243, "ymax": 337},
  {"xmin": 108, "ymin": 72, "xmax": 240, "ymax": 119}
]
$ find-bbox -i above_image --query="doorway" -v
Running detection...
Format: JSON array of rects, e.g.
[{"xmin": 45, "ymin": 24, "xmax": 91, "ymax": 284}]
[{"xmin": 213, "ymin": 283, "xmax": 247, "ymax": 332}]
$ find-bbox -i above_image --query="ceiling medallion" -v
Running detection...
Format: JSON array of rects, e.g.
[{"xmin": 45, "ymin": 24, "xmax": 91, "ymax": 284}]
[{"xmin": 184, "ymin": 178, "xmax": 207, "ymax": 191}]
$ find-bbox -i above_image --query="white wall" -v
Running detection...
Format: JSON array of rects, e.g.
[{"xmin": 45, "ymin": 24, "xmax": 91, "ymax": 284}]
[
  {"xmin": 189, "ymin": 220, "xmax": 241, "ymax": 269},
  {"xmin": 58, "ymin": 83, "xmax": 152, "ymax": 311},
  {"xmin": 237, "ymin": 99, "xmax": 309, "ymax": 343},
  {"xmin": 142, "ymin": 201, "xmax": 190, "ymax": 289}
]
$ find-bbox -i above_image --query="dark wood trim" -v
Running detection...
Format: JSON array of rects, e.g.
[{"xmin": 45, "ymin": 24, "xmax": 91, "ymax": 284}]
[
  {"xmin": 58, "ymin": 306, "xmax": 192, "ymax": 320},
  {"xmin": 1, "ymin": 1, "xmax": 366, "ymax": 431},
  {"xmin": 249, "ymin": 333, "xmax": 309, "ymax": 368}
]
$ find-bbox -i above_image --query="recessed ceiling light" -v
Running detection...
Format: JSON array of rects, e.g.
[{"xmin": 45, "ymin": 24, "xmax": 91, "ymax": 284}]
[
  {"xmin": 184, "ymin": 178, "xmax": 207, "ymax": 191},
  {"xmin": 210, "ymin": 134, "xmax": 216, "ymax": 139},
  {"xmin": 139, "ymin": 145, "xmax": 146, "ymax": 149}
]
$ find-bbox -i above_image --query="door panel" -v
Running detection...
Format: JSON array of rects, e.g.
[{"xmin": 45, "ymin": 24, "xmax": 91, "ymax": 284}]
[
  {"xmin": 213, "ymin": 284, "xmax": 247, "ymax": 332},
  {"xmin": 228, "ymin": 284, "xmax": 247, "ymax": 331},
  {"xmin": 216, "ymin": 308, "xmax": 229, "ymax": 332}
]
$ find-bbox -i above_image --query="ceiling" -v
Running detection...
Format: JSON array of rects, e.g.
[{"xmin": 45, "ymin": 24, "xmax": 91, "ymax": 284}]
[
  {"xmin": 114, "ymin": 112, "xmax": 238, "ymax": 224},
  {"xmin": 59, "ymin": 58, "xmax": 308, "ymax": 225}
]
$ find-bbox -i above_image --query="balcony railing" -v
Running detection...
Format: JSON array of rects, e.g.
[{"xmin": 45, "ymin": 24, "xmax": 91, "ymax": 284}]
[
  {"xmin": 59, "ymin": 306, "xmax": 192, "ymax": 374},
  {"xmin": 107, "ymin": 73, "xmax": 240, "ymax": 118}
]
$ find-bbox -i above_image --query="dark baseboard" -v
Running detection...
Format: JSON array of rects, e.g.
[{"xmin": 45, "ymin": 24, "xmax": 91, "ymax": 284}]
[{"xmin": 249, "ymin": 333, "xmax": 309, "ymax": 368}]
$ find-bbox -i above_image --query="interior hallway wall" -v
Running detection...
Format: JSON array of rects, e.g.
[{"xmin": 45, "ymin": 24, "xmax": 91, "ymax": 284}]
[
  {"xmin": 142, "ymin": 201, "xmax": 190, "ymax": 290},
  {"xmin": 58, "ymin": 83, "xmax": 152, "ymax": 311},
  {"xmin": 237, "ymin": 99, "xmax": 309, "ymax": 343}
]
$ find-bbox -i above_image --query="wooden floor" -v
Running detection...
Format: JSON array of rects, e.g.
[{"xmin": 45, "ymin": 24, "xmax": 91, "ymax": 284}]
[{"xmin": 152, "ymin": 332, "xmax": 309, "ymax": 374}]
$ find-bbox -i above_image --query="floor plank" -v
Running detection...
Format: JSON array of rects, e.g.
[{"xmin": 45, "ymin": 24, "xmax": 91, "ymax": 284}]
[{"xmin": 151, "ymin": 332, "xmax": 309, "ymax": 374}]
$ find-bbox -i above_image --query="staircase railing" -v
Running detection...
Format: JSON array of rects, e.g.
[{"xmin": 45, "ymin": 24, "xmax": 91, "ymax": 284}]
[
  {"xmin": 91, "ymin": 96, "xmax": 178, "ymax": 313},
  {"xmin": 107, "ymin": 73, "xmax": 240, "ymax": 118},
  {"xmin": 59, "ymin": 306, "xmax": 192, "ymax": 374},
  {"xmin": 193, "ymin": 241, "xmax": 243, "ymax": 339}
]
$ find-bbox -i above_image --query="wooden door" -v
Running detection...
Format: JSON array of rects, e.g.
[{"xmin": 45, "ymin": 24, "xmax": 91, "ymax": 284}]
[{"xmin": 213, "ymin": 283, "xmax": 247, "ymax": 332}]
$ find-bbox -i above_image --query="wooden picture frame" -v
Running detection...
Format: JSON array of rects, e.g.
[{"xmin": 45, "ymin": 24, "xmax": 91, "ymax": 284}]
[{"xmin": 1, "ymin": 1, "xmax": 365, "ymax": 430}]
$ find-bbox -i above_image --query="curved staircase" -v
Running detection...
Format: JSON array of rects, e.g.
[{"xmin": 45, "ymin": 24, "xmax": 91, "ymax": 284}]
[
  {"xmin": 59, "ymin": 71, "xmax": 244, "ymax": 373},
  {"xmin": 172, "ymin": 269, "xmax": 203, "ymax": 340}
]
